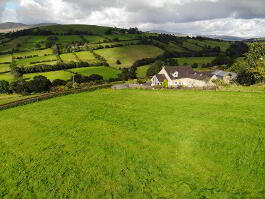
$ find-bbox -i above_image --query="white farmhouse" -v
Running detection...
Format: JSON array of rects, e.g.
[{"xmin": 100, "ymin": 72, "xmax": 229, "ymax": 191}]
[{"xmin": 151, "ymin": 66, "xmax": 213, "ymax": 88}]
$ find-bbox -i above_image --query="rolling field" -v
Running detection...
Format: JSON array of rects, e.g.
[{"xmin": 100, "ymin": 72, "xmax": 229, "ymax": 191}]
[
  {"xmin": 176, "ymin": 57, "xmax": 216, "ymax": 66},
  {"xmin": 13, "ymin": 49, "xmax": 53, "ymax": 58},
  {"xmin": 0, "ymin": 72, "xmax": 14, "ymax": 82},
  {"xmin": 24, "ymin": 70, "xmax": 72, "ymax": 81},
  {"xmin": 69, "ymin": 66, "xmax": 121, "ymax": 80},
  {"xmin": 0, "ymin": 54, "xmax": 12, "ymax": 63},
  {"xmin": 0, "ymin": 36, "xmax": 29, "ymax": 52},
  {"xmin": 0, "ymin": 64, "xmax": 10, "ymax": 72},
  {"xmin": 75, "ymin": 51, "xmax": 97, "ymax": 63},
  {"xmin": 56, "ymin": 36, "xmax": 83, "ymax": 45},
  {"xmin": 60, "ymin": 53, "xmax": 78, "ymax": 63},
  {"xmin": 96, "ymin": 45, "xmax": 164, "ymax": 68},
  {"xmin": 0, "ymin": 93, "xmax": 41, "ymax": 105},
  {"xmin": 0, "ymin": 89, "xmax": 264, "ymax": 198},
  {"xmin": 16, "ymin": 55, "xmax": 57, "ymax": 66},
  {"xmin": 82, "ymin": 35, "xmax": 105, "ymax": 43},
  {"xmin": 136, "ymin": 65, "xmax": 150, "ymax": 78}
]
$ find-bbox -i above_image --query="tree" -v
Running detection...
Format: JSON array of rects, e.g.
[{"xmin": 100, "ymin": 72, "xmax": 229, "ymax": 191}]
[
  {"xmin": 230, "ymin": 43, "xmax": 265, "ymax": 85},
  {"xmin": 27, "ymin": 76, "xmax": 52, "ymax": 93},
  {"xmin": 116, "ymin": 60, "xmax": 122, "ymax": 65},
  {"xmin": 147, "ymin": 60, "xmax": 163, "ymax": 76}
]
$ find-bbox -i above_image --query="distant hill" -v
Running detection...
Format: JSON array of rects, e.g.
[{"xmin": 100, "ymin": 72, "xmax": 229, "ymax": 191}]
[
  {"xmin": 0, "ymin": 22, "xmax": 57, "ymax": 33},
  {"xmin": 0, "ymin": 22, "xmax": 28, "ymax": 30}
]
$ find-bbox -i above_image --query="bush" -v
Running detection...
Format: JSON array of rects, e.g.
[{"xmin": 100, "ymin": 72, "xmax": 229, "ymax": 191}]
[
  {"xmin": 116, "ymin": 60, "xmax": 122, "ymax": 65},
  {"xmin": 27, "ymin": 76, "xmax": 52, "ymax": 93},
  {"xmin": 192, "ymin": 63, "xmax": 199, "ymax": 68},
  {"xmin": 0, "ymin": 80, "xmax": 10, "ymax": 94},
  {"xmin": 52, "ymin": 79, "xmax": 67, "ymax": 87}
]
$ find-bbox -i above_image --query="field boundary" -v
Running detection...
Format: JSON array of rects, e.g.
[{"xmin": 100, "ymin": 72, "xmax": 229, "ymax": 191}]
[{"xmin": 0, "ymin": 84, "xmax": 111, "ymax": 111}]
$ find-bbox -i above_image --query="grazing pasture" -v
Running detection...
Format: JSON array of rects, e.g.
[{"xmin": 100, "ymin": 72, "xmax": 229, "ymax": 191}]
[
  {"xmin": 69, "ymin": 66, "xmax": 121, "ymax": 80},
  {"xmin": 82, "ymin": 35, "xmax": 105, "ymax": 43},
  {"xmin": 75, "ymin": 51, "xmax": 97, "ymax": 63},
  {"xmin": 16, "ymin": 55, "xmax": 57, "ymax": 66},
  {"xmin": 13, "ymin": 49, "xmax": 53, "ymax": 58},
  {"xmin": 56, "ymin": 36, "xmax": 83, "ymax": 45},
  {"xmin": 24, "ymin": 70, "xmax": 72, "ymax": 81},
  {"xmin": 0, "ymin": 89, "xmax": 264, "ymax": 198},
  {"xmin": 60, "ymin": 53, "xmax": 78, "ymax": 63},
  {"xmin": 96, "ymin": 45, "xmax": 164, "ymax": 68},
  {"xmin": 136, "ymin": 65, "xmax": 151, "ymax": 78},
  {"xmin": 176, "ymin": 57, "xmax": 216, "ymax": 66},
  {"xmin": 0, "ymin": 72, "xmax": 14, "ymax": 82},
  {"xmin": 0, "ymin": 54, "xmax": 12, "ymax": 63},
  {"xmin": 0, "ymin": 64, "xmax": 10, "ymax": 73}
]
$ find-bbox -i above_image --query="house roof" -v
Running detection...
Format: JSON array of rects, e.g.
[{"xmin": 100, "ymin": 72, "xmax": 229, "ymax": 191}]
[
  {"xmin": 155, "ymin": 74, "xmax": 167, "ymax": 82},
  {"xmin": 164, "ymin": 66, "xmax": 212, "ymax": 81},
  {"xmin": 212, "ymin": 70, "xmax": 237, "ymax": 78}
]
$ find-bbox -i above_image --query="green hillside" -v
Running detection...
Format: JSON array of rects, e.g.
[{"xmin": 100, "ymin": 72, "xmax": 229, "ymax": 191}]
[{"xmin": 0, "ymin": 89, "xmax": 264, "ymax": 198}]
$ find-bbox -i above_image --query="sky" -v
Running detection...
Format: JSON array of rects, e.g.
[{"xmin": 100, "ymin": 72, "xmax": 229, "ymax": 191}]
[{"xmin": 0, "ymin": 0, "xmax": 265, "ymax": 38}]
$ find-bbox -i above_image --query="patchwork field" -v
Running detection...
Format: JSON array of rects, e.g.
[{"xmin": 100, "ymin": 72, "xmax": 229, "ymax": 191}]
[
  {"xmin": 0, "ymin": 72, "xmax": 14, "ymax": 82},
  {"xmin": 60, "ymin": 53, "xmax": 78, "ymax": 63},
  {"xmin": 0, "ymin": 64, "xmax": 10, "ymax": 73},
  {"xmin": 69, "ymin": 66, "xmax": 121, "ymax": 80},
  {"xmin": 96, "ymin": 45, "xmax": 164, "ymax": 68},
  {"xmin": 13, "ymin": 49, "xmax": 53, "ymax": 58},
  {"xmin": 0, "ymin": 54, "xmax": 12, "ymax": 63},
  {"xmin": 0, "ymin": 89, "xmax": 264, "ymax": 198},
  {"xmin": 24, "ymin": 70, "xmax": 72, "ymax": 81},
  {"xmin": 75, "ymin": 51, "xmax": 97, "ymax": 63},
  {"xmin": 16, "ymin": 55, "xmax": 57, "ymax": 66}
]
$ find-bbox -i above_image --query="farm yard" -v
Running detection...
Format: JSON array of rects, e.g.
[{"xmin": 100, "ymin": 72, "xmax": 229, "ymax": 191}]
[{"xmin": 0, "ymin": 89, "xmax": 264, "ymax": 198}]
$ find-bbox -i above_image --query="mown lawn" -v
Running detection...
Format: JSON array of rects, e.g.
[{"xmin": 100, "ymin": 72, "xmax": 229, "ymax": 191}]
[
  {"xmin": 69, "ymin": 66, "xmax": 121, "ymax": 80},
  {"xmin": 96, "ymin": 45, "xmax": 164, "ymax": 68},
  {"xmin": 0, "ymin": 89, "xmax": 264, "ymax": 198}
]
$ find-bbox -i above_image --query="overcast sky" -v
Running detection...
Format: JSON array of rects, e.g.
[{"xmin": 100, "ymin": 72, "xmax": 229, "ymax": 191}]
[{"xmin": 0, "ymin": 0, "xmax": 265, "ymax": 38}]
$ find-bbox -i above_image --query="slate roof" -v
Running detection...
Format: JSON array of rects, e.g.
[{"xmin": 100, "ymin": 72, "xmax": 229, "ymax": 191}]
[
  {"xmin": 164, "ymin": 66, "xmax": 212, "ymax": 81},
  {"xmin": 155, "ymin": 74, "xmax": 167, "ymax": 82},
  {"xmin": 211, "ymin": 70, "xmax": 237, "ymax": 78}
]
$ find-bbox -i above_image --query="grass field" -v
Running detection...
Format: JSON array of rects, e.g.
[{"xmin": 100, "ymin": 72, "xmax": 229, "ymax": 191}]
[
  {"xmin": 24, "ymin": 70, "xmax": 72, "ymax": 81},
  {"xmin": 183, "ymin": 41, "xmax": 204, "ymax": 51},
  {"xmin": 0, "ymin": 89, "xmax": 264, "ymax": 198},
  {"xmin": 136, "ymin": 65, "xmax": 150, "ymax": 78},
  {"xmin": 0, "ymin": 93, "xmax": 40, "ymax": 105},
  {"xmin": 60, "ymin": 53, "xmax": 78, "ymax": 63},
  {"xmin": 75, "ymin": 51, "xmax": 97, "ymax": 63},
  {"xmin": 13, "ymin": 49, "xmax": 53, "ymax": 58},
  {"xmin": 0, "ymin": 36, "xmax": 29, "ymax": 52},
  {"xmin": 83, "ymin": 35, "xmax": 105, "ymax": 43},
  {"xmin": 96, "ymin": 45, "xmax": 164, "ymax": 68},
  {"xmin": 0, "ymin": 64, "xmax": 10, "ymax": 72},
  {"xmin": 176, "ymin": 57, "xmax": 216, "ymax": 66},
  {"xmin": 0, "ymin": 72, "xmax": 14, "ymax": 82},
  {"xmin": 0, "ymin": 54, "xmax": 12, "ymax": 63},
  {"xmin": 69, "ymin": 66, "xmax": 121, "ymax": 80},
  {"xmin": 16, "ymin": 55, "xmax": 57, "ymax": 66},
  {"xmin": 56, "ymin": 36, "xmax": 83, "ymax": 45}
]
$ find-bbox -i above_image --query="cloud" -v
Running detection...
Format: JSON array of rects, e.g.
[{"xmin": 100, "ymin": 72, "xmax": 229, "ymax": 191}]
[{"xmin": 1, "ymin": 0, "xmax": 265, "ymax": 37}]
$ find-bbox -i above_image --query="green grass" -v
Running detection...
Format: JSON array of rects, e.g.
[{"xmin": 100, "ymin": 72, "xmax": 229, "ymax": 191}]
[
  {"xmin": 0, "ymin": 54, "xmax": 12, "ymax": 63},
  {"xmin": 0, "ymin": 36, "xmax": 30, "ymax": 52},
  {"xmin": 24, "ymin": 70, "xmax": 72, "ymax": 81},
  {"xmin": 75, "ymin": 51, "xmax": 97, "ymax": 63},
  {"xmin": 176, "ymin": 57, "xmax": 216, "ymax": 66},
  {"xmin": 20, "ymin": 36, "xmax": 48, "ymax": 50},
  {"xmin": 0, "ymin": 89, "xmax": 264, "ymax": 198},
  {"xmin": 96, "ymin": 45, "xmax": 164, "ymax": 68},
  {"xmin": 16, "ymin": 55, "xmax": 57, "ymax": 66},
  {"xmin": 187, "ymin": 39, "xmax": 231, "ymax": 52},
  {"xmin": 60, "ymin": 53, "xmax": 78, "ymax": 63},
  {"xmin": 13, "ymin": 49, "xmax": 53, "ymax": 58},
  {"xmin": 183, "ymin": 41, "xmax": 204, "ymax": 51},
  {"xmin": 0, "ymin": 64, "xmax": 10, "ymax": 73},
  {"xmin": 0, "ymin": 93, "xmax": 41, "ymax": 105},
  {"xmin": 83, "ymin": 35, "xmax": 105, "ymax": 43},
  {"xmin": 56, "ymin": 36, "xmax": 83, "ymax": 45},
  {"xmin": 0, "ymin": 72, "xmax": 14, "ymax": 82},
  {"xmin": 68, "ymin": 66, "xmax": 121, "ymax": 80},
  {"xmin": 136, "ymin": 65, "xmax": 151, "ymax": 78},
  {"xmin": 104, "ymin": 34, "xmax": 141, "ymax": 41}
]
